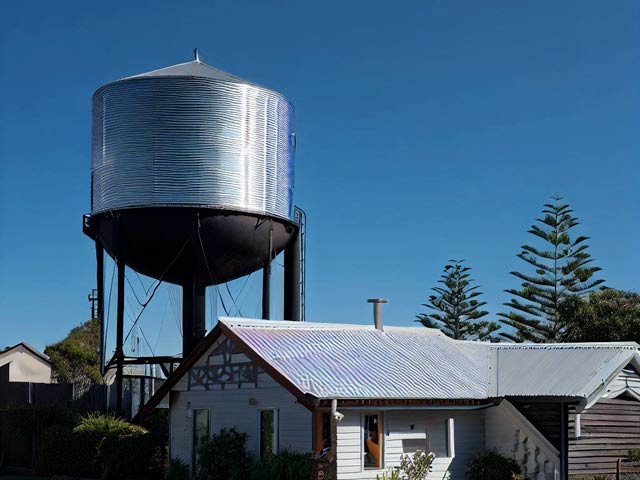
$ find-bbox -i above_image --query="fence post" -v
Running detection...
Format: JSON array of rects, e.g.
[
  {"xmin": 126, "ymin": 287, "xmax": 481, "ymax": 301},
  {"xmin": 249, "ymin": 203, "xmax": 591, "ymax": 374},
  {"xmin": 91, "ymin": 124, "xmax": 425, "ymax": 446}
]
[{"xmin": 617, "ymin": 457, "xmax": 622, "ymax": 480}]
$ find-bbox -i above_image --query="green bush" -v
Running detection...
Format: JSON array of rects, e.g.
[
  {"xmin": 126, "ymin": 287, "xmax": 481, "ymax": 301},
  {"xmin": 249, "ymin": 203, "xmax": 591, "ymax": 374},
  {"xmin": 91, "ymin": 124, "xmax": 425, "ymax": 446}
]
[
  {"xmin": 141, "ymin": 409, "xmax": 170, "ymax": 478},
  {"xmin": 0, "ymin": 406, "xmax": 83, "ymax": 473},
  {"xmin": 39, "ymin": 423, "xmax": 96, "ymax": 476},
  {"xmin": 376, "ymin": 469, "xmax": 401, "ymax": 480},
  {"xmin": 165, "ymin": 458, "xmax": 190, "ymax": 480},
  {"xmin": 248, "ymin": 450, "xmax": 314, "ymax": 480},
  {"xmin": 1, "ymin": 407, "xmax": 165, "ymax": 479},
  {"xmin": 569, "ymin": 476, "xmax": 610, "ymax": 480},
  {"xmin": 399, "ymin": 450, "xmax": 434, "ymax": 480},
  {"xmin": 196, "ymin": 429, "xmax": 316, "ymax": 480},
  {"xmin": 629, "ymin": 449, "xmax": 640, "ymax": 463},
  {"xmin": 196, "ymin": 428, "xmax": 250, "ymax": 480},
  {"xmin": 73, "ymin": 413, "xmax": 154, "ymax": 479},
  {"xmin": 467, "ymin": 450, "xmax": 521, "ymax": 480}
]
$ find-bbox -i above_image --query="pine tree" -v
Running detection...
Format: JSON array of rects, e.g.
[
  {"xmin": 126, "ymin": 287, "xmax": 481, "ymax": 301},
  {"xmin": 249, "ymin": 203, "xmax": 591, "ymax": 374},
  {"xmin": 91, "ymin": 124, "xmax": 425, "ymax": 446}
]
[
  {"xmin": 499, "ymin": 196, "xmax": 605, "ymax": 342},
  {"xmin": 416, "ymin": 260, "xmax": 498, "ymax": 340}
]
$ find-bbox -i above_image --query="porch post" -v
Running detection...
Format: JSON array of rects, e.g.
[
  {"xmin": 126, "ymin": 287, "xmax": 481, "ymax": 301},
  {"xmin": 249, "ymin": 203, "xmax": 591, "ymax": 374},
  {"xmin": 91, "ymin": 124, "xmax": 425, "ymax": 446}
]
[{"xmin": 560, "ymin": 402, "xmax": 569, "ymax": 480}]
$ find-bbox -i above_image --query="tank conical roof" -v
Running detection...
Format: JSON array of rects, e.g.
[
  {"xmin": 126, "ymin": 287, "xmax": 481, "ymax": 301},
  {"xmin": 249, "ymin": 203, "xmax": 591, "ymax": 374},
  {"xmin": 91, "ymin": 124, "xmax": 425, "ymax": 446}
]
[{"xmin": 123, "ymin": 58, "xmax": 257, "ymax": 86}]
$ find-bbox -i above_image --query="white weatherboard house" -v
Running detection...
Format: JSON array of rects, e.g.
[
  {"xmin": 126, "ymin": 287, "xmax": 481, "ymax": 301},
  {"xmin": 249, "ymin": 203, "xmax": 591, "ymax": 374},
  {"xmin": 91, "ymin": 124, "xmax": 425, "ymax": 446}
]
[
  {"xmin": 140, "ymin": 317, "xmax": 640, "ymax": 480},
  {"xmin": 0, "ymin": 342, "xmax": 52, "ymax": 383}
]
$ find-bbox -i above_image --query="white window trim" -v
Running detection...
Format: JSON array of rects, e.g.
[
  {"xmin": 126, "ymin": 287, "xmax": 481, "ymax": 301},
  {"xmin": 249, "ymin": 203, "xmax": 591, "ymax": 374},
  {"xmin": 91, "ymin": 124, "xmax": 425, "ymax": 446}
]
[
  {"xmin": 192, "ymin": 407, "xmax": 211, "ymax": 471},
  {"xmin": 362, "ymin": 411, "xmax": 384, "ymax": 471},
  {"xmin": 257, "ymin": 408, "xmax": 279, "ymax": 458}
]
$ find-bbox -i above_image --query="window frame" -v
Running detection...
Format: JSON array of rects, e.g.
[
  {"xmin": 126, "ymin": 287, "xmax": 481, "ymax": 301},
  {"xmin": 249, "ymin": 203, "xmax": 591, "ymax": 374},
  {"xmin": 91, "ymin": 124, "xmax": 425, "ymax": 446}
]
[
  {"xmin": 191, "ymin": 408, "xmax": 211, "ymax": 470},
  {"xmin": 258, "ymin": 408, "xmax": 279, "ymax": 459},
  {"xmin": 362, "ymin": 411, "xmax": 384, "ymax": 470}
]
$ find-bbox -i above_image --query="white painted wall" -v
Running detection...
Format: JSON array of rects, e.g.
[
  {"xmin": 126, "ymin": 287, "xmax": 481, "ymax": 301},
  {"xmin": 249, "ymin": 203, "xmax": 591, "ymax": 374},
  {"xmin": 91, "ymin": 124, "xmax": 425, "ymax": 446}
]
[
  {"xmin": 603, "ymin": 366, "xmax": 640, "ymax": 400},
  {"xmin": 485, "ymin": 400, "xmax": 559, "ymax": 480},
  {"xmin": 336, "ymin": 409, "xmax": 485, "ymax": 480},
  {"xmin": 0, "ymin": 345, "xmax": 51, "ymax": 383},
  {"xmin": 169, "ymin": 335, "xmax": 312, "ymax": 470}
]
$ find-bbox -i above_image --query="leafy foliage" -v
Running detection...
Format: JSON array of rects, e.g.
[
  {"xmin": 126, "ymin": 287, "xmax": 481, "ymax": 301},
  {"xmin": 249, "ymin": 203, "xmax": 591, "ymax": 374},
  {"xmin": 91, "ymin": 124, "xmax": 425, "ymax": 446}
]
[
  {"xmin": 376, "ymin": 469, "xmax": 401, "ymax": 480},
  {"xmin": 560, "ymin": 289, "xmax": 640, "ymax": 343},
  {"xmin": 398, "ymin": 450, "xmax": 434, "ymax": 480},
  {"xmin": 44, "ymin": 318, "xmax": 102, "ymax": 389},
  {"xmin": 416, "ymin": 260, "xmax": 499, "ymax": 340},
  {"xmin": 196, "ymin": 427, "xmax": 251, "ymax": 480},
  {"xmin": 0, "ymin": 406, "xmax": 82, "ymax": 474},
  {"xmin": 467, "ymin": 450, "xmax": 522, "ymax": 480},
  {"xmin": 40, "ymin": 423, "xmax": 96, "ymax": 476},
  {"xmin": 140, "ymin": 409, "xmax": 171, "ymax": 478},
  {"xmin": 2, "ymin": 407, "xmax": 162, "ymax": 479},
  {"xmin": 73, "ymin": 413, "xmax": 154, "ymax": 479},
  {"xmin": 248, "ymin": 450, "xmax": 314, "ymax": 480},
  {"xmin": 165, "ymin": 458, "xmax": 190, "ymax": 480},
  {"xmin": 627, "ymin": 448, "xmax": 640, "ymax": 463},
  {"xmin": 499, "ymin": 196, "xmax": 604, "ymax": 342},
  {"xmin": 195, "ymin": 428, "xmax": 331, "ymax": 480}
]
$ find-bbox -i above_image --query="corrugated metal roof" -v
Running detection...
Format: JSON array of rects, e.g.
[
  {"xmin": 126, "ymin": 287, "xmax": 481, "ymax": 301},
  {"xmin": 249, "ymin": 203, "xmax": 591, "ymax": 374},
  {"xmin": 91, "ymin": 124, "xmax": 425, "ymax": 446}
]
[
  {"xmin": 220, "ymin": 318, "xmax": 640, "ymax": 402},
  {"xmin": 492, "ymin": 344, "xmax": 638, "ymax": 400},
  {"xmin": 222, "ymin": 318, "xmax": 492, "ymax": 399}
]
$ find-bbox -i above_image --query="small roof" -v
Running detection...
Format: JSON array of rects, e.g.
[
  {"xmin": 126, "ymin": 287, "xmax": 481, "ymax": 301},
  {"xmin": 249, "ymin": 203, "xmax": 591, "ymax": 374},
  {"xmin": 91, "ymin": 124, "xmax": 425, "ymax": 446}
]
[
  {"xmin": 0, "ymin": 342, "xmax": 50, "ymax": 363},
  {"xmin": 137, "ymin": 318, "xmax": 640, "ymax": 418},
  {"xmin": 492, "ymin": 342, "xmax": 639, "ymax": 406}
]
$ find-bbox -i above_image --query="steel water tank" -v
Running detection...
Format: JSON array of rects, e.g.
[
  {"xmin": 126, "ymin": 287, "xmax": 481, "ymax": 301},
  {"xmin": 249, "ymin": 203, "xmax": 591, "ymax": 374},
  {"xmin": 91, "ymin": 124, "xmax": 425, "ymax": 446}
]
[
  {"xmin": 91, "ymin": 59, "xmax": 295, "ymax": 219},
  {"xmin": 85, "ymin": 57, "xmax": 298, "ymax": 286}
]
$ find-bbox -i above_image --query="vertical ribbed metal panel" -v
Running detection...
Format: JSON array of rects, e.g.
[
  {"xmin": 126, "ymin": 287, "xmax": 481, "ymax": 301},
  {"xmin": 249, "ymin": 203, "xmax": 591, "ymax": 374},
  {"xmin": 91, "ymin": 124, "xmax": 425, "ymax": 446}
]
[{"xmin": 91, "ymin": 76, "xmax": 295, "ymax": 218}]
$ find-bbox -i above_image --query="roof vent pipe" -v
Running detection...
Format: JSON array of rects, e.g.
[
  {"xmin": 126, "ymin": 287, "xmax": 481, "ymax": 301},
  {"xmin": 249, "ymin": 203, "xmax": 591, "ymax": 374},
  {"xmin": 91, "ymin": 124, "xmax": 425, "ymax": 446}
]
[{"xmin": 367, "ymin": 298, "xmax": 388, "ymax": 331}]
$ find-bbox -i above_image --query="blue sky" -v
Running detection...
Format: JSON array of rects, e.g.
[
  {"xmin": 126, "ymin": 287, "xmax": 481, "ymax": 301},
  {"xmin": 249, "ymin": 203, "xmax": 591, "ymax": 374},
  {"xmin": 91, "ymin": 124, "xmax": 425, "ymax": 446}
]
[{"xmin": 0, "ymin": 0, "xmax": 638, "ymax": 356}]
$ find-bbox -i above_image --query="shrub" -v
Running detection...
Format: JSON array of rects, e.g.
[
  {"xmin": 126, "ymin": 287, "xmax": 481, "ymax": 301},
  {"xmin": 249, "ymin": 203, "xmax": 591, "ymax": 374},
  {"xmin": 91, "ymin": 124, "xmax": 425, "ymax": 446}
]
[
  {"xmin": 399, "ymin": 450, "xmax": 434, "ymax": 480},
  {"xmin": 196, "ymin": 428, "xmax": 250, "ymax": 480},
  {"xmin": 40, "ymin": 423, "xmax": 96, "ymax": 476},
  {"xmin": 140, "ymin": 409, "xmax": 170, "ymax": 478},
  {"xmin": 248, "ymin": 450, "xmax": 314, "ymax": 480},
  {"xmin": 165, "ymin": 458, "xmax": 190, "ymax": 480},
  {"xmin": 569, "ymin": 476, "xmax": 610, "ymax": 480},
  {"xmin": 467, "ymin": 450, "xmax": 521, "ymax": 480},
  {"xmin": 629, "ymin": 449, "xmax": 640, "ymax": 463},
  {"xmin": 0, "ymin": 406, "xmax": 83, "ymax": 474},
  {"xmin": 73, "ymin": 413, "xmax": 153, "ymax": 479},
  {"xmin": 376, "ymin": 469, "xmax": 401, "ymax": 480}
]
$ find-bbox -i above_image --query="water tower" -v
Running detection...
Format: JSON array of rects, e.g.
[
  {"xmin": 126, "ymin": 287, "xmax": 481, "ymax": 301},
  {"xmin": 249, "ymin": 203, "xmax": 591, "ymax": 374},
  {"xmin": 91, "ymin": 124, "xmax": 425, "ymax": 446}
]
[{"xmin": 83, "ymin": 51, "xmax": 305, "ymax": 414}]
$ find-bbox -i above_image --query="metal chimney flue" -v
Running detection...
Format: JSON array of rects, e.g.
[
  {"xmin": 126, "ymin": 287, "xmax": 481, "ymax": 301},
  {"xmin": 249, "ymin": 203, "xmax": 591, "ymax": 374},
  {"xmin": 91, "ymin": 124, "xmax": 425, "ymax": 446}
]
[{"xmin": 367, "ymin": 298, "xmax": 388, "ymax": 331}]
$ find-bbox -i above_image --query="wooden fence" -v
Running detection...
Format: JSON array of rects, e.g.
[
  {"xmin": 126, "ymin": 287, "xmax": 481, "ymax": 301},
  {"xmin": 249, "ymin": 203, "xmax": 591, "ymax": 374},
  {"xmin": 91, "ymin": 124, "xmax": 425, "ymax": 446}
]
[{"xmin": 618, "ymin": 459, "xmax": 640, "ymax": 480}]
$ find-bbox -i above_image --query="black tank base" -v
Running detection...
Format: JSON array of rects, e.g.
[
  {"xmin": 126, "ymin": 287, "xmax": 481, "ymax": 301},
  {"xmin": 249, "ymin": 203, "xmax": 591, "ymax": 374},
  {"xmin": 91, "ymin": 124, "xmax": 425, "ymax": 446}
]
[{"xmin": 83, "ymin": 207, "xmax": 297, "ymax": 286}]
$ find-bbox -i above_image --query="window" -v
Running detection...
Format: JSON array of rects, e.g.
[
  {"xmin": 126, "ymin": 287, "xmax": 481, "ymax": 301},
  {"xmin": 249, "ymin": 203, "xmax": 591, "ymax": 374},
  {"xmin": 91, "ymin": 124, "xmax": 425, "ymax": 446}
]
[
  {"xmin": 192, "ymin": 409, "xmax": 210, "ymax": 468},
  {"xmin": 363, "ymin": 413, "xmax": 383, "ymax": 469},
  {"xmin": 259, "ymin": 409, "xmax": 278, "ymax": 459},
  {"xmin": 402, "ymin": 438, "xmax": 428, "ymax": 454}
]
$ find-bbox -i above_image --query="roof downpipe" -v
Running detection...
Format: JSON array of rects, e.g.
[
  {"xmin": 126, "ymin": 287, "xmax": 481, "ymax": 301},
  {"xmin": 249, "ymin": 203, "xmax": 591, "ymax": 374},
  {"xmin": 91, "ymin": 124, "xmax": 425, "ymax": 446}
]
[{"xmin": 367, "ymin": 298, "xmax": 388, "ymax": 331}]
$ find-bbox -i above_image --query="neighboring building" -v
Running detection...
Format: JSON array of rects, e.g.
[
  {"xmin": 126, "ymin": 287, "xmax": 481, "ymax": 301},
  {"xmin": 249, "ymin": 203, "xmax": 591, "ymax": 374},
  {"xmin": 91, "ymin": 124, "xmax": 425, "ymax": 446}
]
[
  {"xmin": 0, "ymin": 342, "xmax": 51, "ymax": 383},
  {"xmin": 139, "ymin": 318, "xmax": 640, "ymax": 480}
]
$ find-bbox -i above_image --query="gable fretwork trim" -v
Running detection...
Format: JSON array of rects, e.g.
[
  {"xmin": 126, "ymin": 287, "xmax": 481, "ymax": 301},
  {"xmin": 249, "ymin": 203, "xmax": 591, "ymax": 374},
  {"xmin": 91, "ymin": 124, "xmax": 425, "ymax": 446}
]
[{"xmin": 189, "ymin": 338, "xmax": 259, "ymax": 390}]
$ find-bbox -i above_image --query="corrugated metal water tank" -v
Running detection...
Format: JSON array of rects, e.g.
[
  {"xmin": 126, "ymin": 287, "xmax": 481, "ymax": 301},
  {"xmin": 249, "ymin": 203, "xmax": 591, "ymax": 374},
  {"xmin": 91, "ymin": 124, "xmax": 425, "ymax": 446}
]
[{"xmin": 91, "ymin": 60, "xmax": 295, "ymax": 218}]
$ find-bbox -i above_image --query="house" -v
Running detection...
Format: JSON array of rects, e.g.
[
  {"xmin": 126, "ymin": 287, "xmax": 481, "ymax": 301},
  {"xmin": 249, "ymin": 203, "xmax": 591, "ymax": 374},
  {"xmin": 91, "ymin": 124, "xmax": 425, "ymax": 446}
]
[
  {"xmin": 139, "ymin": 317, "xmax": 640, "ymax": 480},
  {"xmin": 0, "ymin": 342, "xmax": 51, "ymax": 383}
]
